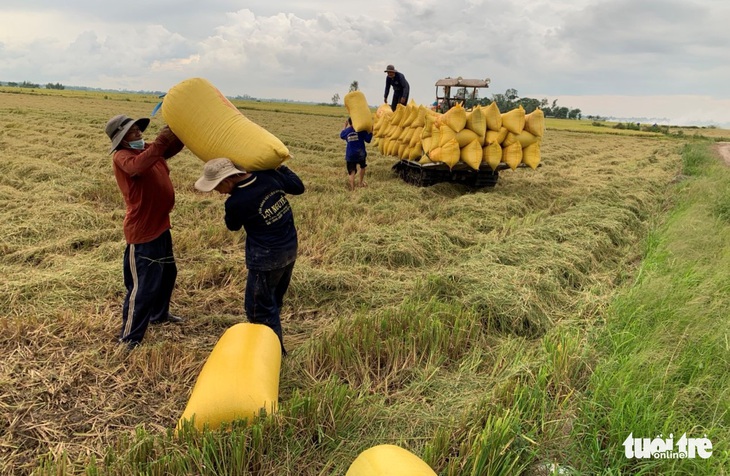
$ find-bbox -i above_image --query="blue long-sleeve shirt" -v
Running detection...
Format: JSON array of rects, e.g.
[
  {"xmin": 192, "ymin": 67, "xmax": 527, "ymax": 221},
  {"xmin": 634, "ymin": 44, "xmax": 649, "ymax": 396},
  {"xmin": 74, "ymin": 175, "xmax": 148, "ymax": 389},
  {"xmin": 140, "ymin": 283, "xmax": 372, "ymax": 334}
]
[
  {"xmin": 223, "ymin": 166, "xmax": 305, "ymax": 271},
  {"xmin": 340, "ymin": 126, "xmax": 372, "ymax": 162},
  {"xmin": 384, "ymin": 72, "xmax": 410, "ymax": 100}
]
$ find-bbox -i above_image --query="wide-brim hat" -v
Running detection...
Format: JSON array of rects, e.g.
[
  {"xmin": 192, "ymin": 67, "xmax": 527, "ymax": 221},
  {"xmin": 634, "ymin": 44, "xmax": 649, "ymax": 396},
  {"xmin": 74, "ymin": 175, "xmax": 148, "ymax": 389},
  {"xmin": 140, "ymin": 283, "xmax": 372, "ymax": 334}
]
[
  {"xmin": 384, "ymin": 64, "xmax": 396, "ymax": 73},
  {"xmin": 195, "ymin": 158, "xmax": 247, "ymax": 192},
  {"xmin": 105, "ymin": 115, "xmax": 150, "ymax": 154}
]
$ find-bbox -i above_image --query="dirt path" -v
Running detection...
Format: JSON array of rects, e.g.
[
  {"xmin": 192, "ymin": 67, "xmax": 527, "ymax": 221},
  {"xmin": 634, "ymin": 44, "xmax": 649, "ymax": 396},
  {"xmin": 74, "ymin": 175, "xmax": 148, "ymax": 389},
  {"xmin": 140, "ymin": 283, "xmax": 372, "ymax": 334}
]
[{"xmin": 714, "ymin": 142, "xmax": 730, "ymax": 166}]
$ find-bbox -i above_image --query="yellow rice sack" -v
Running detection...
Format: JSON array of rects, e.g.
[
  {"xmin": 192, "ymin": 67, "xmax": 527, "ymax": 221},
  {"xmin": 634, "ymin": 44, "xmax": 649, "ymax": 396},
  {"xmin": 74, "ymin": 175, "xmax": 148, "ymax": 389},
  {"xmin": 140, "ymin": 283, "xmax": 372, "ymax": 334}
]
[
  {"xmin": 398, "ymin": 143, "xmax": 408, "ymax": 159},
  {"xmin": 413, "ymin": 105, "xmax": 428, "ymax": 127},
  {"xmin": 501, "ymin": 105, "xmax": 526, "ymax": 134},
  {"xmin": 522, "ymin": 141, "xmax": 541, "ymax": 169},
  {"xmin": 346, "ymin": 444, "xmax": 437, "ymax": 476},
  {"xmin": 524, "ymin": 108, "xmax": 545, "ymax": 137},
  {"xmin": 372, "ymin": 114, "xmax": 384, "ymax": 136},
  {"xmin": 465, "ymin": 107, "xmax": 487, "ymax": 143},
  {"xmin": 387, "ymin": 140, "xmax": 399, "ymax": 156},
  {"xmin": 398, "ymin": 126, "xmax": 410, "ymax": 142},
  {"xmin": 442, "ymin": 103, "xmax": 467, "ymax": 132},
  {"xmin": 460, "ymin": 139, "xmax": 482, "ymax": 170},
  {"xmin": 409, "ymin": 142, "xmax": 423, "ymax": 161},
  {"xmin": 162, "ymin": 77, "xmax": 290, "ymax": 171},
  {"xmin": 501, "ymin": 131, "xmax": 517, "ymax": 147},
  {"xmin": 390, "ymin": 104, "xmax": 406, "ymax": 125},
  {"xmin": 375, "ymin": 103, "xmax": 392, "ymax": 118},
  {"xmin": 440, "ymin": 138, "xmax": 461, "ymax": 168},
  {"xmin": 502, "ymin": 141, "xmax": 523, "ymax": 170},
  {"xmin": 438, "ymin": 124, "xmax": 457, "ymax": 147},
  {"xmin": 456, "ymin": 129, "xmax": 480, "ymax": 148},
  {"xmin": 430, "ymin": 126, "xmax": 441, "ymax": 149},
  {"xmin": 484, "ymin": 102, "xmax": 502, "ymax": 131},
  {"xmin": 177, "ymin": 323, "xmax": 281, "ymax": 431},
  {"xmin": 428, "ymin": 146, "xmax": 442, "ymax": 163},
  {"xmin": 486, "ymin": 127, "xmax": 508, "ymax": 145},
  {"xmin": 421, "ymin": 136, "xmax": 433, "ymax": 154},
  {"xmin": 502, "ymin": 130, "xmax": 536, "ymax": 148},
  {"xmin": 401, "ymin": 101, "xmax": 419, "ymax": 127},
  {"xmin": 409, "ymin": 126, "xmax": 424, "ymax": 148},
  {"xmin": 514, "ymin": 130, "xmax": 538, "ymax": 148},
  {"xmin": 483, "ymin": 141, "xmax": 502, "ymax": 170},
  {"xmin": 422, "ymin": 114, "xmax": 436, "ymax": 138},
  {"xmin": 344, "ymin": 91, "xmax": 373, "ymax": 132}
]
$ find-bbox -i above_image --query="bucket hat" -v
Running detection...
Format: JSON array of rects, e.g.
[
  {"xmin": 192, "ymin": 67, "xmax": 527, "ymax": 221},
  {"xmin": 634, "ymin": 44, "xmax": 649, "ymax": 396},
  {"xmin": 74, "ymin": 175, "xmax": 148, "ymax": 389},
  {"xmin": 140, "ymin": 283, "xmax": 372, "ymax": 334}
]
[
  {"xmin": 105, "ymin": 115, "xmax": 150, "ymax": 154},
  {"xmin": 195, "ymin": 158, "xmax": 247, "ymax": 192},
  {"xmin": 384, "ymin": 64, "xmax": 396, "ymax": 73}
]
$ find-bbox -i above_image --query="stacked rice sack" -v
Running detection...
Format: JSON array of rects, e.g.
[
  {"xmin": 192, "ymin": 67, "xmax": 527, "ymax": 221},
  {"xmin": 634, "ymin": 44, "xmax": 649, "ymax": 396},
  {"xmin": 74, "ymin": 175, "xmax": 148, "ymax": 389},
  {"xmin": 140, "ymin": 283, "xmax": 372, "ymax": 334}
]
[{"xmin": 372, "ymin": 100, "xmax": 544, "ymax": 171}]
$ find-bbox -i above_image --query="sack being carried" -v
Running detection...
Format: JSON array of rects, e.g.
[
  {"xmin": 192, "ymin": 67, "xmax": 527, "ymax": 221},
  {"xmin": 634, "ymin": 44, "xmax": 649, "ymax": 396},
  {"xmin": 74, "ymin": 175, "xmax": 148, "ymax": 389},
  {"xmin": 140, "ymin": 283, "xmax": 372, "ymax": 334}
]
[{"xmin": 162, "ymin": 77, "xmax": 291, "ymax": 171}]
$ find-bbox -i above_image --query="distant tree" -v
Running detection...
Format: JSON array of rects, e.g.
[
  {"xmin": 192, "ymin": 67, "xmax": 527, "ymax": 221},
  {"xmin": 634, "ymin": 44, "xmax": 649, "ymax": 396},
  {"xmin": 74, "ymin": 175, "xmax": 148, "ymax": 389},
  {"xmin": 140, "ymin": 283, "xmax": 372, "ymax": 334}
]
[
  {"xmin": 19, "ymin": 81, "xmax": 40, "ymax": 89},
  {"xmin": 349, "ymin": 81, "xmax": 359, "ymax": 92},
  {"xmin": 464, "ymin": 89, "xmax": 481, "ymax": 109},
  {"xmin": 517, "ymin": 97, "xmax": 541, "ymax": 114},
  {"xmin": 554, "ymin": 106, "xmax": 569, "ymax": 119},
  {"xmin": 491, "ymin": 92, "xmax": 515, "ymax": 113},
  {"xmin": 331, "ymin": 93, "xmax": 340, "ymax": 106},
  {"xmin": 46, "ymin": 82, "xmax": 65, "ymax": 90},
  {"xmin": 568, "ymin": 108, "xmax": 582, "ymax": 120}
]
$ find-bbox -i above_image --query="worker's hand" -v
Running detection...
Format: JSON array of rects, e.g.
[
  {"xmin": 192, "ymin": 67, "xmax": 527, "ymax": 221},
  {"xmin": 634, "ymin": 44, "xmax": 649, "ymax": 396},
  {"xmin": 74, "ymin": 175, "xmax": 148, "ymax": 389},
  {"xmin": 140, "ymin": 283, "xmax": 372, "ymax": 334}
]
[
  {"xmin": 384, "ymin": 97, "xmax": 388, "ymax": 103},
  {"xmin": 157, "ymin": 125, "xmax": 178, "ymax": 141},
  {"xmin": 400, "ymin": 98, "xmax": 406, "ymax": 105}
]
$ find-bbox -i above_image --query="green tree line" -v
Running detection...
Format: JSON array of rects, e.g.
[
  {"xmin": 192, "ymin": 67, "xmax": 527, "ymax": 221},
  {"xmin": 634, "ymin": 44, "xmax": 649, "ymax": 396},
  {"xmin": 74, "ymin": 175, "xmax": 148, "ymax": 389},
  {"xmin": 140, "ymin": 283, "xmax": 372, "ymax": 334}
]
[
  {"xmin": 3, "ymin": 81, "xmax": 65, "ymax": 90},
  {"xmin": 461, "ymin": 87, "xmax": 583, "ymax": 119}
]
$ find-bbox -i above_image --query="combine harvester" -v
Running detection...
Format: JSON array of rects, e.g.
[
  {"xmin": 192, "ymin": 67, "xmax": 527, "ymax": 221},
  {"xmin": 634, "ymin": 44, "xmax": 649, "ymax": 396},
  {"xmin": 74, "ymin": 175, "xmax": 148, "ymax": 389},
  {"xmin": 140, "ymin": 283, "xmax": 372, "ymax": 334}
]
[{"xmin": 364, "ymin": 77, "xmax": 544, "ymax": 188}]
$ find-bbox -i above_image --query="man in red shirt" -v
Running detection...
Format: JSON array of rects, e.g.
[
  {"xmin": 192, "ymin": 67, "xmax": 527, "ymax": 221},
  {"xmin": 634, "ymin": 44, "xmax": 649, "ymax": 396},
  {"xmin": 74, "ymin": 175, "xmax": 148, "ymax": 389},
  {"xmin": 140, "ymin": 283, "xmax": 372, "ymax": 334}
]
[{"xmin": 105, "ymin": 114, "xmax": 185, "ymax": 349}]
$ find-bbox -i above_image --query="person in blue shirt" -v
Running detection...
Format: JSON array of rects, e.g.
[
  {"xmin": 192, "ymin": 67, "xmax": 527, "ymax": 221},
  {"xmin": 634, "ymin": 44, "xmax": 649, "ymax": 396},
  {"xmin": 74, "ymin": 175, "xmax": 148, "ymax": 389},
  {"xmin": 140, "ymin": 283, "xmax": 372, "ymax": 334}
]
[
  {"xmin": 194, "ymin": 158, "xmax": 305, "ymax": 355},
  {"xmin": 383, "ymin": 64, "xmax": 410, "ymax": 111},
  {"xmin": 340, "ymin": 117, "xmax": 373, "ymax": 191}
]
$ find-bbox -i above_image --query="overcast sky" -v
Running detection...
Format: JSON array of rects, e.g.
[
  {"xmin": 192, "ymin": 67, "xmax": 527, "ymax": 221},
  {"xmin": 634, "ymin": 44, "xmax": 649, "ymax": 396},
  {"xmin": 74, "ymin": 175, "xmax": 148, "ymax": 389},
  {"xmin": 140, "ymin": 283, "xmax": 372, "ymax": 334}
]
[{"xmin": 2, "ymin": 0, "xmax": 729, "ymax": 126}]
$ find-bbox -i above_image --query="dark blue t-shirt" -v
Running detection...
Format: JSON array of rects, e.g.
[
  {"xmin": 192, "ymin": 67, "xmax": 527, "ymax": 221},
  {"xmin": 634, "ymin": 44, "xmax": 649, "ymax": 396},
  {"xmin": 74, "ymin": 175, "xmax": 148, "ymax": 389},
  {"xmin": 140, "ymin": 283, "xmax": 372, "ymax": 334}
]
[
  {"xmin": 224, "ymin": 166, "xmax": 305, "ymax": 271},
  {"xmin": 340, "ymin": 126, "xmax": 372, "ymax": 162}
]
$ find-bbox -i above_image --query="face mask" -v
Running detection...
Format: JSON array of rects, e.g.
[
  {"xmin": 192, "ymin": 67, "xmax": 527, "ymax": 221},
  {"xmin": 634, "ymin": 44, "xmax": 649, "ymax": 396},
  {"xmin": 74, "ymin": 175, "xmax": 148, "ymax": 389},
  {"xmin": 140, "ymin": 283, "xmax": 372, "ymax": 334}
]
[{"xmin": 127, "ymin": 139, "xmax": 145, "ymax": 150}]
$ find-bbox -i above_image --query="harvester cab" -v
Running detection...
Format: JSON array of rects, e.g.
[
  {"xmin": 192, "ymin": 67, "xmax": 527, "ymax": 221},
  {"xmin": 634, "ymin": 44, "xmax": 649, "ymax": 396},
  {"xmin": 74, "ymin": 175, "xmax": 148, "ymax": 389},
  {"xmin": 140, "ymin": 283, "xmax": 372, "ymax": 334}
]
[{"xmin": 434, "ymin": 77, "xmax": 490, "ymax": 113}]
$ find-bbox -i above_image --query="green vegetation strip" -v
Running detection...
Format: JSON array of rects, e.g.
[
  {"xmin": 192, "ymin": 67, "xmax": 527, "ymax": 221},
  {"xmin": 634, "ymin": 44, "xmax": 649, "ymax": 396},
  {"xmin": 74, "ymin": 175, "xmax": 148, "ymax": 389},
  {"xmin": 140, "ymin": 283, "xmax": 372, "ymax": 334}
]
[{"xmin": 569, "ymin": 142, "xmax": 730, "ymax": 474}]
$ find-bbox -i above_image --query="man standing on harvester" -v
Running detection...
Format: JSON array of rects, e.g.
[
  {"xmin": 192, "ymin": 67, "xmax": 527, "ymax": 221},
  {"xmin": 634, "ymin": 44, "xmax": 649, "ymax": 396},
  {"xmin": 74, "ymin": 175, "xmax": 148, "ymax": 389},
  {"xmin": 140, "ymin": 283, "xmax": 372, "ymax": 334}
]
[{"xmin": 384, "ymin": 64, "xmax": 410, "ymax": 111}]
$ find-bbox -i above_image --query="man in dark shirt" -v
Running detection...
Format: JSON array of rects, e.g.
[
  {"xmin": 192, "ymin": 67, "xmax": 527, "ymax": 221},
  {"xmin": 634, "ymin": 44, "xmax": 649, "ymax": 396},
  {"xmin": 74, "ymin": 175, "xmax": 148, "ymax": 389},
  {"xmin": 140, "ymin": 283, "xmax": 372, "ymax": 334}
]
[
  {"xmin": 195, "ymin": 158, "xmax": 305, "ymax": 355},
  {"xmin": 384, "ymin": 64, "xmax": 410, "ymax": 111},
  {"xmin": 105, "ymin": 114, "xmax": 185, "ymax": 350}
]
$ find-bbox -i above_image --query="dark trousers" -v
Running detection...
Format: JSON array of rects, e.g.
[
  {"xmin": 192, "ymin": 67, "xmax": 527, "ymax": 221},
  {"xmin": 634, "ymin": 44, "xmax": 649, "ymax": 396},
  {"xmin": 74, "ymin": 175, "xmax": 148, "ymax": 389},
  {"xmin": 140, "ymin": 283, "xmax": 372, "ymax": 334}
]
[
  {"xmin": 245, "ymin": 261, "xmax": 295, "ymax": 355},
  {"xmin": 120, "ymin": 230, "xmax": 177, "ymax": 346},
  {"xmin": 390, "ymin": 93, "xmax": 407, "ymax": 111}
]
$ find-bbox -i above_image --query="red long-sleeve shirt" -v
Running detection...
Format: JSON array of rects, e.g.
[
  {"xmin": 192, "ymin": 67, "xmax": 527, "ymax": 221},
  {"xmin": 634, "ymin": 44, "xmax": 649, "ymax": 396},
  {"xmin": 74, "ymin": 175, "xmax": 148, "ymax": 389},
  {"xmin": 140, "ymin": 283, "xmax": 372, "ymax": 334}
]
[{"xmin": 112, "ymin": 136, "xmax": 184, "ymax": 244}]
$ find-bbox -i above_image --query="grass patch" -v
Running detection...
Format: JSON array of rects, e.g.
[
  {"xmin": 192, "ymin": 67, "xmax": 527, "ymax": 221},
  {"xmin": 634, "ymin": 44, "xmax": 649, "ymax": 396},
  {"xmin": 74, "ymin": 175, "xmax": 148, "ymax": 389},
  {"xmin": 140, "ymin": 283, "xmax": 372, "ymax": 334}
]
[{"xmin": 566, "ymin": 141, "xmax": 730, "ymax": 474}]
